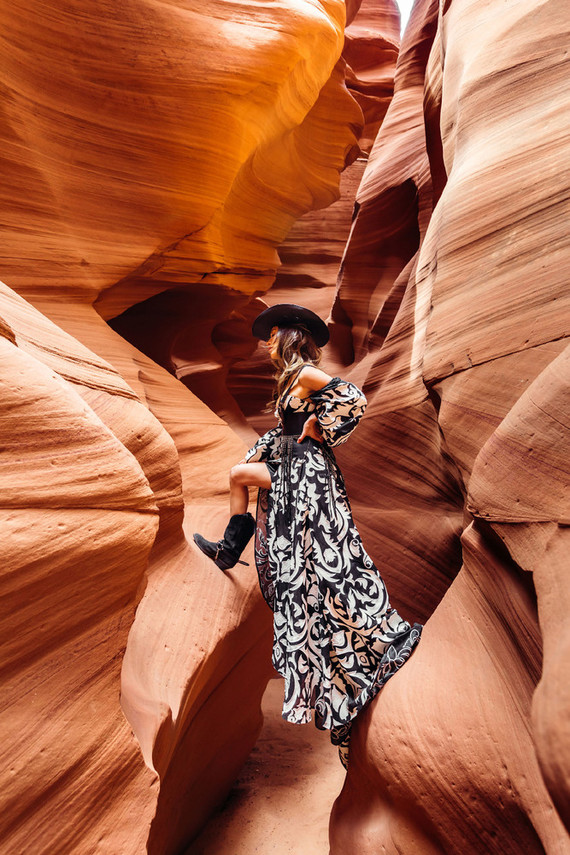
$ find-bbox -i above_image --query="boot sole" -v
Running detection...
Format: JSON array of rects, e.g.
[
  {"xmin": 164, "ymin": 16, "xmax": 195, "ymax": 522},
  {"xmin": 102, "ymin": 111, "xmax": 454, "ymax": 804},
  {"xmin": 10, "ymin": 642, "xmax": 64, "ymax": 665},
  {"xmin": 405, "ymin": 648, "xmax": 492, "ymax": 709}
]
[{"xmin": 193, "ymin": 533, "xmax": 233, "ymax": 571}]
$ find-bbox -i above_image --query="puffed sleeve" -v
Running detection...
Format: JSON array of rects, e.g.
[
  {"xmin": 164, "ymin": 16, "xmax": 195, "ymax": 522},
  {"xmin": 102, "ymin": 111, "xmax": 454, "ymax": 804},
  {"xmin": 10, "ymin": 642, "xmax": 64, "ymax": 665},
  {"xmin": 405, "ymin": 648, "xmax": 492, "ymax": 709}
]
[
  {"xmin": 310, "ymin": 378, "xmax": 367, "ymax": 447},
  {"xmin": 244, "ymin": 425, "xmax": 283, "ymax": 462}
]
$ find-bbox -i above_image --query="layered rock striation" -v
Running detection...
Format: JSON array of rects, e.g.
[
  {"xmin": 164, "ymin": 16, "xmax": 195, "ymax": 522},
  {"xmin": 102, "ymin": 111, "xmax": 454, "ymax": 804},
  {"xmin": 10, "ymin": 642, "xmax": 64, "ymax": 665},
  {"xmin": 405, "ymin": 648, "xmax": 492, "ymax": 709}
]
[
  {"xmin": 0, "ymin": 0, "xmax": 368, "ymax": 852},
  {"xmin": 329, "ymin": 0, "xmax": 570, "ymax": 851},
  {"xmin": 1, "ymin": 0, "xmax": 569, "ymax": 853},
  {"xmin": 0, "ymin": 0, "xmax": 359, "ymax": 310}
]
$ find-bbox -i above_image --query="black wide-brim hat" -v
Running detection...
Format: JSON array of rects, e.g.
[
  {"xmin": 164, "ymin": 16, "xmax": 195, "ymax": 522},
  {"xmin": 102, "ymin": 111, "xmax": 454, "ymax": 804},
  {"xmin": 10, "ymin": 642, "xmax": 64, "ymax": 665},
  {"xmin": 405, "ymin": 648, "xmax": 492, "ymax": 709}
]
[{"xmin": 252, "ymin": 303, "xmax": 329, "ymax": 347}]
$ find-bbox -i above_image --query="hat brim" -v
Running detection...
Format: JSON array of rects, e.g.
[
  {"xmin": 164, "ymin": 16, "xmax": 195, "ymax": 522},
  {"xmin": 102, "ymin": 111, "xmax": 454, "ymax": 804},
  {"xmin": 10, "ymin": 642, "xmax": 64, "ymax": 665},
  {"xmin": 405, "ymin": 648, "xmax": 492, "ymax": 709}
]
[{"xmin": 252, "ymin": 303, "xmax": 329, "ymax": 347}]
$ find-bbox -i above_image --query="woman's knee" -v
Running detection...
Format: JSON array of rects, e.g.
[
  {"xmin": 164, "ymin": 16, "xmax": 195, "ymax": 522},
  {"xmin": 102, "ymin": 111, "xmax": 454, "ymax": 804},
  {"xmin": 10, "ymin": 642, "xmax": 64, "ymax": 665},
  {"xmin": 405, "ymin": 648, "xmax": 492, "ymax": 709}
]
[
  {"xmin": 230, "ymin": 463, "xmax": 249, "ymax": 486},
  {"xmin": 230, "ymin": 462, "xmax": 271, "ymax": 490}
]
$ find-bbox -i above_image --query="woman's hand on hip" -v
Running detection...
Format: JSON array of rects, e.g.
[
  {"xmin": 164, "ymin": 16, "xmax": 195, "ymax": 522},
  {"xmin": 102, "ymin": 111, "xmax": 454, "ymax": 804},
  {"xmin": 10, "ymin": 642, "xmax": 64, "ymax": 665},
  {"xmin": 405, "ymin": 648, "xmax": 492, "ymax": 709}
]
[{"xmin": 298, "ymin": 414, "xmax": 323, "ymax": 443}]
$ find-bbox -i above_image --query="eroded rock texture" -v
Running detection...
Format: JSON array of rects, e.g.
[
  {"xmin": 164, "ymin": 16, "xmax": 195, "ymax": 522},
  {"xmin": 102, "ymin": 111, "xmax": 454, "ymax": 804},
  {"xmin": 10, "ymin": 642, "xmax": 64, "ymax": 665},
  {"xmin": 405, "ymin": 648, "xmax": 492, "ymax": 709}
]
[
  {"xmin": 329, "ymin": 0, "xmax": 570, "ymax": 852},
  {"xmin": 0, "ymin": 279, "xmax": 281, "ymax": 854},
  {"xmin": 0, "ymin": 0, "xmax": 365, "ymax": 853},
  {"xmin": 220, "ymin": 0, "xmax": 404, "ymax": 441},
  {"xmin": 0, "ymin": 0, "xmax": 358, "ymax": 309},
  {"xmin": 1, "ymin": 0, "xmax": 569, "ymax": 853}
]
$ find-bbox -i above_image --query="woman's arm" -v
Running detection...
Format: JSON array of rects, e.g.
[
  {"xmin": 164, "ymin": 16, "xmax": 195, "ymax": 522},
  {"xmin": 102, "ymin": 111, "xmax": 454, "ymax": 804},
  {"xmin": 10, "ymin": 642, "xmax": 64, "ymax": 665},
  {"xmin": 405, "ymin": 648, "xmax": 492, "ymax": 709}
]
[
  {"xmin": 297, "ymin": 364, "xmax": 333, "ymax": 393},
  {"xmin": 296, "ymin": 365, "xmax": 332, "ymax": 443},
  {"xmin": 309, "ymin": 377, "xmax": 367, "ymax": 447}
]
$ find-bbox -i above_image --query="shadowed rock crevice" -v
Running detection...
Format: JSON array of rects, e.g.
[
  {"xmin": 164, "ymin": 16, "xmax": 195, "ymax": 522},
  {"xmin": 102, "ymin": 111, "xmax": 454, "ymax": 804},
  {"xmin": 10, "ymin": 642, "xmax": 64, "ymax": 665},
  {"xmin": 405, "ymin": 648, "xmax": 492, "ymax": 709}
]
[{"xmin": 108, "ymin": 284, "xmax": 264, "ymax": 441}]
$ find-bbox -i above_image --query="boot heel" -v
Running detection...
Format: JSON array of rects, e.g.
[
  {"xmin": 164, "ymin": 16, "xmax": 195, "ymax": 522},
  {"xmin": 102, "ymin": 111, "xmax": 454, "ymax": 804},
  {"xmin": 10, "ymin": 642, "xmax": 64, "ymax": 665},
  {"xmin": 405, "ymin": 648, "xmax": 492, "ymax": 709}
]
[{"xmin": 193, "ymin": 512, "xmax": 255, "ymax": 571}]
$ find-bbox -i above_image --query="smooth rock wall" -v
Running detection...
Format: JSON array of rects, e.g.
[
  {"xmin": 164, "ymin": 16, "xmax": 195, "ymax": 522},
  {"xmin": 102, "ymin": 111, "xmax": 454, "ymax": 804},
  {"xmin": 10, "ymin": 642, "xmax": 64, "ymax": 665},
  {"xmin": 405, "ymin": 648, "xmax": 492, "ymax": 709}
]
[
  {"xmin": 110, "ymin": 0, "xmax": 404, "ymax": 436},
  {"xmin": 326, "ymin": 0, "xmax": 463, "ymax": 623},
  {"xmin": 0, "ymin": 281, "xmax": 276, "ymax": 854},
  {"xmin": 0, "ymin": 0, "xmax": 358, "ymax": 313},
  {"xmin": 0, "ymin": 0, "xmax": 368, "ymax": 852},
  {"xmin": 2, "ymin": 0, "xmax": 569, "ymax": 852},
  {"xmin": 329, "ymin": 0, "xmax": 570, "ymax": 851},
  {"xmin": 0, "ymin": 283, "xmax": 163, "ymax": 853},
  {"xmin": 220, "ymin": 0, "xmax": 404, "ymax": 442}
]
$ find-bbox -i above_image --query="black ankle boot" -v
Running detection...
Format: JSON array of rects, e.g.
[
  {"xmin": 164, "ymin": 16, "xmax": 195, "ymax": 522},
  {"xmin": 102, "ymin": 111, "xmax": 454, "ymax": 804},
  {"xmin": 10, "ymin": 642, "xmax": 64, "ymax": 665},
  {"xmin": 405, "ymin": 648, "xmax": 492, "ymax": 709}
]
[{"xmin": 193, "ymin": 512, "xmax": 256, "ymax": 571}]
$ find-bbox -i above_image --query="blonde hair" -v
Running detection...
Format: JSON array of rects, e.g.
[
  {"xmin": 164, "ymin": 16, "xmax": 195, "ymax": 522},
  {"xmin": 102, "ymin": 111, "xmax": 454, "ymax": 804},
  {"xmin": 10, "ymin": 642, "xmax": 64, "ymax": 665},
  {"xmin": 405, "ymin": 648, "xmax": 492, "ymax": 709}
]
[{"xmin": 270, "ymin": 326, "xmax": 322, "ymax": 410}]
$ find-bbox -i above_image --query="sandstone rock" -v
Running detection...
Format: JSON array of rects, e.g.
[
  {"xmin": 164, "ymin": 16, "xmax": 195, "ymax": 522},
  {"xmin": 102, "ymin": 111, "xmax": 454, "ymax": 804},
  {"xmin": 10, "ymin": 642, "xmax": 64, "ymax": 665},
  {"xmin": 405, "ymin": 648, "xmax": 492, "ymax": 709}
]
[
  {"xmin": 329, "ymin": 0, "xmax": 570, "ymax": 850},
  {"xmin": 332, "ymin": 521, "xmax": 567, "ymax": 854},
  {"xmin": 321, "ymin": 0, "xmax": 463, "ymax": 625},
  {"xmin": 344, "ymin": 0, "xmax": 400, "ymax": 150},
  {"xmin": 0, "ymin": 0, "xmax": 370, "ymax": 850},
  {"xmin": 215, "ymin": 0, "xmax": 404, "ymax": 447},
  {"xmin": 0, "ymin": 282, "xmax": 162, "ymax": 853},
  {"xmin": 468, "ymin": 345, "xmax": 570, "ymax": 830},
  {"xmin": 0, "ymin": 0, "xmax": 359, "ymax": 315},
  {"xmin": 2, "ymin": 0, "xmax": 569, "ymax": 851},
  {"xmin": 108, "ymin": 0, "xmax": 402, "ymax": 429},
  {"xmin": 333, "ymin": 0, "xmax": 438, "ymax": 359},
  {"xmin": 0, "ymin": 279, "xmax": 277, "ymax": 854}
]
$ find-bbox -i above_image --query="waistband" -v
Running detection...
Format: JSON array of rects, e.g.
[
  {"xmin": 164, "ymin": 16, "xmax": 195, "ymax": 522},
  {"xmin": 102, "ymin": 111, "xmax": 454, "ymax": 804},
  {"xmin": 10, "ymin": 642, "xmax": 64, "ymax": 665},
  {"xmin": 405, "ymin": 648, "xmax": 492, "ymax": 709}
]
[{"xmin": 279, "ymin": 433, "xmax": 333, "ymax": 458}]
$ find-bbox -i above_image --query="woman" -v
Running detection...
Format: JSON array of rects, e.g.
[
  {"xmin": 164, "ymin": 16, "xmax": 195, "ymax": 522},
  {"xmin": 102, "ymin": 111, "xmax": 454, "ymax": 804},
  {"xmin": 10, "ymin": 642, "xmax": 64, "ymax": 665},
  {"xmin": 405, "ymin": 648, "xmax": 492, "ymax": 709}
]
[{"xmin": 194, "ymin": 304, "xmax": 421, "ymax": 765}]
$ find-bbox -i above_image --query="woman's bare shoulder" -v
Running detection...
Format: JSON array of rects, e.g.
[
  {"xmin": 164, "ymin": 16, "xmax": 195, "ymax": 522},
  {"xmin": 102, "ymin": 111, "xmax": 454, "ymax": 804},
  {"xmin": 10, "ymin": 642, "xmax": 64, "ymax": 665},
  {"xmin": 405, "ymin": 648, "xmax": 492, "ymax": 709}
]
[{"xmin": 298, "ymin": 364, "xmax": 333, "ymax": 391}]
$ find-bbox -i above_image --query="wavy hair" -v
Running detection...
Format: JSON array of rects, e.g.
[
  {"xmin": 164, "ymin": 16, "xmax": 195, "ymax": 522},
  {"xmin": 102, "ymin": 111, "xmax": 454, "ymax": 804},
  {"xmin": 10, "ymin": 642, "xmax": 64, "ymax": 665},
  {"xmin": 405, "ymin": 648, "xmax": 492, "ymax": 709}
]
[{"xmin": 269, "ymin": 326, "xmax": 322, "ymax": 410}]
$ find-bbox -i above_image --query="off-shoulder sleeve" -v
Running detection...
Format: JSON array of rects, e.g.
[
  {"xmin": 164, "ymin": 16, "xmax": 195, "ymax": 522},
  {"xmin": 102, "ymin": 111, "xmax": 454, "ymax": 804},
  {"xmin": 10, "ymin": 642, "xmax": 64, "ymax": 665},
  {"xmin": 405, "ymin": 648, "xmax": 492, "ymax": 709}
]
[
  {"xmin": 310, "ymin": 377, "xmax": 367, "ymax": 447},
  {"xmin": 244, "ymin": 425, "xmax": 283, "ymax": 462}
]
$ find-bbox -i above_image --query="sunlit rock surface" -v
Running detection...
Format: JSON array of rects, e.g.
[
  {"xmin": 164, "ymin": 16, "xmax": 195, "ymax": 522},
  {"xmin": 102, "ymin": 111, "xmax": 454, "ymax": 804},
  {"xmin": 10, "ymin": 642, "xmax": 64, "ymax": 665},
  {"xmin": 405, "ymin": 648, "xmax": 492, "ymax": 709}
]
[
  {"xmin": 329, "ymin": 0, "xmax": 570, "ymax": 851},
  {"xmin": 1, "ymin": 0, "xmax": 569, "ymax": 852},
  {"xmin": 219, "ymin": 0, "xmax": 403, "ymax": 445},
  {"xmin": 0, "ymin": 0, "xmax": 362, "ymax": 852},
  {"xmin": 0, "ymin": 0, "xmax": 358, "ymax": 316}
]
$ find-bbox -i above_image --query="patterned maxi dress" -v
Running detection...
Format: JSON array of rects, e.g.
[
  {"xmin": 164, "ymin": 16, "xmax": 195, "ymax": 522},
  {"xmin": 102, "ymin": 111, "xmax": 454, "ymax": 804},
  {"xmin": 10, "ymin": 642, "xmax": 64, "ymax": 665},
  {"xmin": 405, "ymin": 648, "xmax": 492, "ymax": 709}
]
[{"xmin": 244, "ymin": 376, "xmax": 422, "ymax": 765}]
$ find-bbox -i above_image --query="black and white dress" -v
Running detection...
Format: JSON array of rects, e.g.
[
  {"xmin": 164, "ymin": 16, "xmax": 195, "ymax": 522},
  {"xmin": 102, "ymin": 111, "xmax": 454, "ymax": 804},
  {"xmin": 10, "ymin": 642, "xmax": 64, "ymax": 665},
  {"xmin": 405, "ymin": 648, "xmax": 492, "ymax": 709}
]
[{"xmin": 245, "ymin": 374, "xmax": 422, "ymax": 765}]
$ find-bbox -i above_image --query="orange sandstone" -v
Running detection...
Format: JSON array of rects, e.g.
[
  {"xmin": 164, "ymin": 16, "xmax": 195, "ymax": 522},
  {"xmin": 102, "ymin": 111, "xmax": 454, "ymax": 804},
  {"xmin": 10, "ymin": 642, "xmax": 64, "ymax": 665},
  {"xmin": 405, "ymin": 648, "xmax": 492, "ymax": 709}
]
[
  {"xmin": 0, "ymin": 0, "xmax": 365, "ymax": 851},
  {"xmin": 329, "ymin": 0, "xmax": 570, "ymax": 851}
]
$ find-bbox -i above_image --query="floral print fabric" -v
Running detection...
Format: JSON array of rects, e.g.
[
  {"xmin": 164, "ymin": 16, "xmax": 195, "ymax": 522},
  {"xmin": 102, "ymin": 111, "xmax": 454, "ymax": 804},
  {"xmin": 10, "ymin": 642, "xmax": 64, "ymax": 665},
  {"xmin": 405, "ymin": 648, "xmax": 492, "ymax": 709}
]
[{"xmin": 245, "ymin": 377, "xmax": 421, "ymax": 765}]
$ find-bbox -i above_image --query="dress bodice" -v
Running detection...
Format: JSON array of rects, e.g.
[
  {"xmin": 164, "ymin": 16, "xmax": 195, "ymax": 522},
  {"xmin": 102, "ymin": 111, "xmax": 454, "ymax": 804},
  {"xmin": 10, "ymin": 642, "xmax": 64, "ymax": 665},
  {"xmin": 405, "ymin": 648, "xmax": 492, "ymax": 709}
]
[{"xmin": 280, "ymin": 393, "xmax": 315, "ymax": 436}]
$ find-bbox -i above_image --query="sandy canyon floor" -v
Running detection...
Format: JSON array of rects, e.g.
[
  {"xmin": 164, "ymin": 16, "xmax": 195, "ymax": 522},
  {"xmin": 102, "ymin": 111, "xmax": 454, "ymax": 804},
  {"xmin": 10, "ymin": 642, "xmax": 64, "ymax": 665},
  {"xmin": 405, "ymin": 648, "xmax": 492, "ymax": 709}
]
[{"xmin": 187, "ymin": 678, "xmax": 345, "ymax": 854}]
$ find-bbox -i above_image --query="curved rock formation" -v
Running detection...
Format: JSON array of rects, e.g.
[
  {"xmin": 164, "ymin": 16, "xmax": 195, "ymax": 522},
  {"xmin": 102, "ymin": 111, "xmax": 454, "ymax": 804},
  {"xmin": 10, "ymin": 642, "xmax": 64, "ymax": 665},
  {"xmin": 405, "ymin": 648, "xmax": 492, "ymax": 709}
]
[
  {"xmin": 1, "ymin": 0, "xmax": 569, "ymax": 852},
  {"xmin": 0, "ymin": 0, "xmax": 359, "ymax": 320},
  {"xmin": 0, "ymin": 0, "xmax": 371, "ymax": 852},
  {"xmin": 0, "ymin": 279, "xmax": 277, "ymax": 854},
  {"xmin": 0, "ymin": 282, "xmax": 163, "ymax": 853},
  {"xmin": 468, "ymin": 345, "xmax": 570, "ymax": 831},
  {"xmin": 329, "ymin": 0, "xmax": 570, "ymax": 851},
  {"xmin": 220, "ymin": 0, "xmax": 403, "ymax": 439}
]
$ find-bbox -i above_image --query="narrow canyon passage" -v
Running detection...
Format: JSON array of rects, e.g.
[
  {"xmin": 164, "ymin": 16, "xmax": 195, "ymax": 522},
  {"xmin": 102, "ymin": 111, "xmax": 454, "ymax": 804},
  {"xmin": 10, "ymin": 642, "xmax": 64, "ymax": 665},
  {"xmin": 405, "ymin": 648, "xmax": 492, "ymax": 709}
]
[
  {"xmin": 1, "ymin": 0, "xmax": 569, "ymax": 852},
  {"xmin": 187, "ymin": 678, "xmax": 345, "ymax": 855}
]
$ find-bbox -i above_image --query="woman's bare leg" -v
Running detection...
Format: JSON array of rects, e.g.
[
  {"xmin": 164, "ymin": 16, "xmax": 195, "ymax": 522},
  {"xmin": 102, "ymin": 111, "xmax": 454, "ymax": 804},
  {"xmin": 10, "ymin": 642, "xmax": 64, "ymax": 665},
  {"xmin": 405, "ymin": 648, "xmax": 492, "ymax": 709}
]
[{"xmin": 229, "ymin": 462, "xmax": 271, "ymax": 515}]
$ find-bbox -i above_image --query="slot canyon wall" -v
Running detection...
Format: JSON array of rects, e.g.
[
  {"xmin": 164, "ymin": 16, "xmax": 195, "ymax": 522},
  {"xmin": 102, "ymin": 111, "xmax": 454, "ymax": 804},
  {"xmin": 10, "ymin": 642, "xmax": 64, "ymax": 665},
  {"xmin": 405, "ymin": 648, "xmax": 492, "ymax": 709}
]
[
  {"xmin": 328, "ymin": 0, "xmax": 570, "ymax": 852},
  {"xmin": 0, "ymin": 4, "xmax": 568, "ymax": 855}
]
